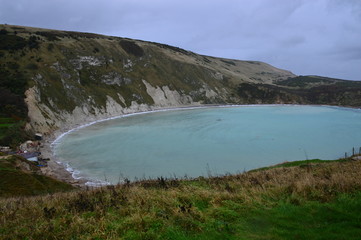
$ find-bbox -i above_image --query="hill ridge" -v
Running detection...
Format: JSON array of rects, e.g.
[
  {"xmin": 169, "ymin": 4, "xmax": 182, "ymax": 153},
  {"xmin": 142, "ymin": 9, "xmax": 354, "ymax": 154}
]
[{"xmin": 1, "ymin": 24, "xmax": 361, "ymax": 144}]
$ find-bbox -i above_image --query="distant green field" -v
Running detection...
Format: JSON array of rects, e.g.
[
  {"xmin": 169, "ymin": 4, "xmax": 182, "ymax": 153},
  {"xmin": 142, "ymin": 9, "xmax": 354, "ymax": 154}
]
[
  {"xmin": 0, "ymin": 123, "xmax": 13, "ymax": 128},
  {"xmin": 0, "ymin": 118, "xmax": 14, "ymax": 124},
  {"xmin": 0, "ymin": 118, "xmax": 26, "ymax": 146},
  {"xmin": 0, "ymin": 118, "xmax": 15, "ymax": 139},
  {"xmin": 0, "ymin": 128, "xmax": 9, "ymax": 139},
  {"xmin": 0, "ymin": 117, "xmax": 16, "ymax": 126}
]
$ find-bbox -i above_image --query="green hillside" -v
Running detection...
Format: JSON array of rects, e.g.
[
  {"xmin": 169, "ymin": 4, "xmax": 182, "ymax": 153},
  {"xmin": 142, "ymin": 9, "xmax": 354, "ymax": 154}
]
[{"xmin": 0, "ymin": 155, "xmax": 74, "ymax": 197}]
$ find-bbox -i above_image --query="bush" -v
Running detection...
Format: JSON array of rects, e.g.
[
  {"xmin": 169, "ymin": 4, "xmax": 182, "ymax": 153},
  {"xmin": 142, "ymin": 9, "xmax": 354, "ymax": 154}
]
[
  {"xmin": 36, "ymin": 31, "xmax": 60, "ymax": 41},
  {"xmin": 0, "ymin": 68, "xmax": 27, "ymax": 95},
  {"xmin": 119, "ymin": 40, "xmax": 144, "ymax": 57},
  {"xmin": 0, "ymin": 121, "xmax": 29, "ymax": 147},
  {"xmin": 28, "ymin": 36, "xmax": 40, "ymax": 50},
  {"xmin": 0, "ymin": 34, "xmax": 40, "ymax": 51},
  {"xmin": 0, "ymin": 34, "xmax": 27, "ymax": 50},
  {"xmin": 0, "ymin": 29, "xmax": 8, "ymax": 35},
  {"xmin": 47, "ymin": 43, "xmax": 54, "ymax": 51},
  {"xmin": 25, "ymin": 63, "xmax": 38, "ymax": 70}
]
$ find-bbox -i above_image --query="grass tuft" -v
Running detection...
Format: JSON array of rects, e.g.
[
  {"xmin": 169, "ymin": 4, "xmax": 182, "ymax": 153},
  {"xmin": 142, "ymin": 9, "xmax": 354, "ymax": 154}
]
[{"xmin": 1, "ymin": 159, "xmax": 361, "ymax": 239}]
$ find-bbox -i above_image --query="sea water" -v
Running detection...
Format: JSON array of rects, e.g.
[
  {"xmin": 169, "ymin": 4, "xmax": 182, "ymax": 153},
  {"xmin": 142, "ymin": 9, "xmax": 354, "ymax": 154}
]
[{"xmin": 53, "ymin": 105, "xmax": 361, "ymax": 185}]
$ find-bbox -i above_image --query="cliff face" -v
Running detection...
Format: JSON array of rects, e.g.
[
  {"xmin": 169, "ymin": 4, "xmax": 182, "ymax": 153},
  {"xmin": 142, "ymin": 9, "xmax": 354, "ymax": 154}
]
[{"xmin": 1, "ymin": 25, "xmax": 361, "ymax": 137}]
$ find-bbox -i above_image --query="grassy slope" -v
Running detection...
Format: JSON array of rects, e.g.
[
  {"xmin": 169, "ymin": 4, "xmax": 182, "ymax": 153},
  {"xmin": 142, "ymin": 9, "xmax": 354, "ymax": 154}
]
[
  {"xmin": 1, "ymin": 159, "xmax": 361, "ymax": 239},
  {"xmin": 0, "ymin": 155, "xmax": 74, "ymax": 197},
  {"xmin": 0, "ymin": 24, "xmax": 297, "ymax": 111}
]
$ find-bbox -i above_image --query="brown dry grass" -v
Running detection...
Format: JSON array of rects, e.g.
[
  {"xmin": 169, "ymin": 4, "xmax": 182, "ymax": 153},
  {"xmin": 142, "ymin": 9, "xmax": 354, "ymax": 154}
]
[{"xmin": 1, "ymin": 159, "xmax": 361, "ymax": 239}]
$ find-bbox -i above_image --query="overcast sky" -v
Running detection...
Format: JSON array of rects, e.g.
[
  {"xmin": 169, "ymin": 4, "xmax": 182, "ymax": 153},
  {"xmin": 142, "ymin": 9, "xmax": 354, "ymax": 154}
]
[{"xmin": 1, "ymin": 0, "xmax": 360, "ymax": 80}]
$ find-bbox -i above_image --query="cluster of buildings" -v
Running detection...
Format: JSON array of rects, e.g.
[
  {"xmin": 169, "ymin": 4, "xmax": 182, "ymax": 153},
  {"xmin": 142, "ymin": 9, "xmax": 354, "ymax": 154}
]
[{"xmin": 0, "ymin": 133, "xmax": 50, "ymax": 167}]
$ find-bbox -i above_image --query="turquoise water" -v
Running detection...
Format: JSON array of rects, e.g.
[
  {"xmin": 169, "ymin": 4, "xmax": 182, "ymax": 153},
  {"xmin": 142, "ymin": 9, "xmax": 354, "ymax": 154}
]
[{"xmin": 53, "ymin": 105, "xmax": 361, "ymax": 185}]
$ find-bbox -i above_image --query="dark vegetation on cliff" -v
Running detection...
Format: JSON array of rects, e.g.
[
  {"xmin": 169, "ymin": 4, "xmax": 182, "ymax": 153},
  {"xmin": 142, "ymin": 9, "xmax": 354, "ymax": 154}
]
[
  {"xmin": 0, "ymin": 29, "xmax": 32, "ymax": 146},
  {"xmin": 238, "ymin": 76, "xmax": 361, "ymax": 106}
]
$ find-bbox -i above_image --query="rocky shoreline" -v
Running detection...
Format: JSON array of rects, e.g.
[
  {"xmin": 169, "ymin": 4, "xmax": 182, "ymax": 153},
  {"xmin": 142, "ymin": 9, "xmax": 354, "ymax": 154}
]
[
  {"xmin": 38, "ymin": 104, "xmax": 209, "ymax": 188},
  {"xmin": 39, "ymin": 138, "xmax": 88, "ymax": 188},
  {"xmin": 36, "ymin": 103, "xmax": 361, "ymax": 188}
]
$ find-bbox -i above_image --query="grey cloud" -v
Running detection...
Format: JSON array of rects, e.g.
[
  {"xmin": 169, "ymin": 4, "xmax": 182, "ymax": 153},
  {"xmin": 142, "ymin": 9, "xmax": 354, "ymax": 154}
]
[
  {"xmin": 329, "ymin": 0, "xmax": 361, "ymax": 18},
  {"xmin": 0, "ymin": 0, "xmax": 360, "ymax": 80},
  {"xmin": 328, "ymin": 45, "xmax": 361, "ymax": 61},
  {"xmin": 280, "ymin": 36, "xmax": 306, "ymax": 48}
]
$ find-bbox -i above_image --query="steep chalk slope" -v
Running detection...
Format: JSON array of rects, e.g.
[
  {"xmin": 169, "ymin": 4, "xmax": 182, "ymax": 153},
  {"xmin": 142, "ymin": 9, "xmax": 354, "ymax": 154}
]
[
  {"xmin": 0, "ymin": 25, "xmax": 294, "ymax": 135},
  {"xmin": 1, "ymin": 24, "xmax": 361, "ymax": 138}
]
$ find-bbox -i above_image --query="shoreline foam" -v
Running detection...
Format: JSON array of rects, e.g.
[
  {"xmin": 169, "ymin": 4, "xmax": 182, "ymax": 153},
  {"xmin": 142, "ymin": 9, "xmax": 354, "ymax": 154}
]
[
  {"xmin": 42, "ymin": 104, "xmax": 210, "ymax": 187},
  {"xmin": 41, "ymin": 104, "xmax": 361, "ymax": 188}
]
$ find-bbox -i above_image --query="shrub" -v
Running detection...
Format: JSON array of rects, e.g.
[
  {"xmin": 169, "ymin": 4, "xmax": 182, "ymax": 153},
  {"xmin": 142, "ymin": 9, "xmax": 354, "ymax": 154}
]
[
  {"xmin": 36, "ymin": 31, "xmax": 61, "ymax": 41},
  {"xmin": 28, "ymin": 36, "xmax": 40, "ymax": 50},
  {"xmin": 0, "ymin": 121, "xmax": 28, "ymax": 147},
  {"xmin": 0, "ymin": 34, "xmax": 27, "ymax": 50},
  {"xmin": 0, "ymin": 29, "xmax": 8, "ymax": 35},
  {"xmin": 0, "ymin": 68, "xmax": 27, "ymax": 95},
  {"xmin": 25, "ymin": 63, "xmax": 38, "ymax": 70},
  {"xmin": 47, "ymin": 43, "xmax": 54, "ymax": 51},
  {"xmin": 119, "ymin": 40, "xmax": 144, "ymax": 57}
]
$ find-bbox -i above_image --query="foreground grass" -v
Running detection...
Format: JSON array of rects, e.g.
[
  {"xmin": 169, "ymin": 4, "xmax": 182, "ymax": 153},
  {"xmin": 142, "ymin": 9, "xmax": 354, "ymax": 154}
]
[
  {"xmin": 249, "ymin": 158, "xmax": 349, "ymax": 172},
  {"xmin": 1, "ymin": 159, "xmax": 361, "ymax": 239}
]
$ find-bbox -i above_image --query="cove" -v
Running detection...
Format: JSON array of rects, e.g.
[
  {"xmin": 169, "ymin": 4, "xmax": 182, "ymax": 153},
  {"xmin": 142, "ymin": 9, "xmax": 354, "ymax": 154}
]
[{"xmin": 53, "ymin": 105, "xmax": 361, "ymax": 185}]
